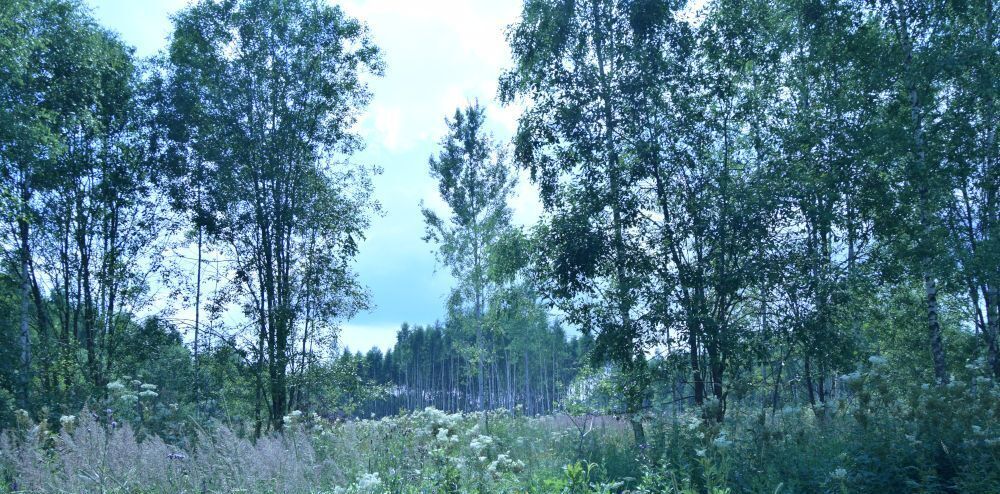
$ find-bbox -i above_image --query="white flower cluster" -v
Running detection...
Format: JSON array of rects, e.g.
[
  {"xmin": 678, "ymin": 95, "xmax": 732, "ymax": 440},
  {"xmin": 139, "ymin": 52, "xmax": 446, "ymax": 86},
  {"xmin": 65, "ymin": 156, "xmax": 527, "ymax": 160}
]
[
  {"xmin": 283, "ymin": 410, "xmax": 304, "ymax": 426},
  {"xmin": 435, "ymin": 427, "xmax": 458, "ymax": 443},
  {"xmin": 470, "ymin": 434, "xmax": 493, "ymax": 454},
  {"xmin": 712, "ymin": 432, "xmax": 733, "ymax": 448},
  {"xmin": 356, "ymin": 472, "xmax": 381, "ymax": 491},
  {"xmin": 412, "ymin": 407, "xmax": 461, "ymax": 437},
  {"xmin": 328, "ymin": 472, "xmax": 384, "ymax": 494},
  {"xmin": 685, "ymin": 414, "xmax": 702, "ymax": 431},
  {"xmin": 487, "ymin": 452, "xmax": 524, "ymax": 476}
]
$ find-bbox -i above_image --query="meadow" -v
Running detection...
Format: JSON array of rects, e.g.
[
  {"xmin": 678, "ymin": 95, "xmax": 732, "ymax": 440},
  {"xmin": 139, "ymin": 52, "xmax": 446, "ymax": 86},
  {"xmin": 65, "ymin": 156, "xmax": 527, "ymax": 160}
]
[{"xmin": 3, "ymin": 359, "xmax": 998, "ymax": 494}]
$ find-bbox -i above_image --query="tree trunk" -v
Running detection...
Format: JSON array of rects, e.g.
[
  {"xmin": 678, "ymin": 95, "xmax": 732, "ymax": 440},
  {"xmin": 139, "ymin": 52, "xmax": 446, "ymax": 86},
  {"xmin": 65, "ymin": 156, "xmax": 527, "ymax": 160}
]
[{"xmin": 18, "ymin": 185, "xmax": 32, "ymax": 409}]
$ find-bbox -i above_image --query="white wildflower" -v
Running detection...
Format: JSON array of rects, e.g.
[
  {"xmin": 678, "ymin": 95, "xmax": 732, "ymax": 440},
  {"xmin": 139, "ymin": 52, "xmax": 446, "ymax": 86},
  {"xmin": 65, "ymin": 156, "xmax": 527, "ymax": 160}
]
[
  {"xmin": 713, "ymin": 433, "xmax": 733, "ymax": 448},
  {"xmin": 868, "ymin": 355, "xmax": 887, "ymax": 366},
  {"xmin": 436, "ymin": 428, "xmax": 450, "ymax": 442},
  {"xmin": 107, "ymin": 380, "xmax": 125, "ymax": 392},
  {"xmin": 686, "ymin": 415, "xmax": 702, "ymax": 430},
  {"xmin": 831, "ymin": 468, "xmax": 847, "ymax": 480},
  {"xmin": 282, "ymin": 410, "xmax": 303, "ymax": 426},
  {"xmin": 470, "ymin": 434, "xmax": 493, "ymax": 453},
  {"xmin": 356, "ymin": 472, "xmax": 381, "ymax": 490}
]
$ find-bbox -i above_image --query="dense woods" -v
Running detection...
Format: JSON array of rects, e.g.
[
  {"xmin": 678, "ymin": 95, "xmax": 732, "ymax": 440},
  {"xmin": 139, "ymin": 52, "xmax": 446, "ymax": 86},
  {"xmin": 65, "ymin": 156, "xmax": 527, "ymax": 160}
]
[
  {"xmin": 1, "ymin": 0, "xmax": 999, "ymax": 492},
  {"xmin": 352, "ymin": 321, "xmax": 589, "ymax": 417}
]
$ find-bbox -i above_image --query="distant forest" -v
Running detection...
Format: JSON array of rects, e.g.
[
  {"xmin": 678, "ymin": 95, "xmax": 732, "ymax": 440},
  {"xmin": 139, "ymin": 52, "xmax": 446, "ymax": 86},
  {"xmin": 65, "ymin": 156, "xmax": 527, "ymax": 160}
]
[{"xmin": 351, "ymin": 322, "xmax": 590, "ymax": 418}]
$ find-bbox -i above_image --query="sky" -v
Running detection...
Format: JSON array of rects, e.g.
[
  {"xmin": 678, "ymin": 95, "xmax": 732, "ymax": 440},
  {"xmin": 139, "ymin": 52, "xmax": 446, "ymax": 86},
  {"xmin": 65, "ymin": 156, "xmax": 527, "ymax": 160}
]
[{"xmin": 84, "ymin": 0, "xmax": 541, "ymax": 353}]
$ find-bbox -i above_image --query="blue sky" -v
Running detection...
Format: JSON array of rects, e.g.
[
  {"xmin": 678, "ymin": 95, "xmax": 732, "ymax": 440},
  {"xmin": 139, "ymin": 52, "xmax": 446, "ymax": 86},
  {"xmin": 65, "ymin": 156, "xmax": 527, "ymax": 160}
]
[{"xmin": 85, "ymin": 0, "xmax": 540, "ymax": 352}]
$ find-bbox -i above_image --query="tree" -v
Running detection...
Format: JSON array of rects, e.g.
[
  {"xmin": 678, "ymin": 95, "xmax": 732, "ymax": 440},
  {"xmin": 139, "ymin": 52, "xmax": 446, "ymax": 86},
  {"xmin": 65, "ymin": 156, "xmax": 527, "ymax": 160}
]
[
  {"xmin": 1, "ymin": 0, "xmax": 155, "ymax": 411},
  {"xmin": 867, "ymin": 0, "xmax": 979, "ymax": 384},
  {"xmin": 501, "ymin": 0, "xmax": 658, "ymax": 441},
  {"xmin": 165, "ymin": 0, "xmax": 381, "ymax": 431},
  {"xmin": 935, "ymin": 0, "xmax": 1000, "ymax": 379},
  {"xmin": 422, "ymin": 102, "xmax": 515, "ymax": 410}
]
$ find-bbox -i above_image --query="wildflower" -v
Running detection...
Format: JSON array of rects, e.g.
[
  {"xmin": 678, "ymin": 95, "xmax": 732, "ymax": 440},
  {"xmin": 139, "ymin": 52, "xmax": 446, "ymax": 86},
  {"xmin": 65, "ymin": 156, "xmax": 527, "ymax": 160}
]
[
  {"xmin": 436, "ymin": 428, "xmax": 450, "ymax": 442},
  {"xmin": 107, "ymin": 380, "xmax": 126, "ymax": 392},
  {"xmin": 167, "ymin": 452, "xmax": 187, "ymax": 461},
  {"xmin": 831, "ymin": 468, "xmax": 848, "ymax": 480},
  {"xmin": 695, "ymin": 448, "xmax": 706, "ymax": 457},
  {"xmin": 59, "ymin": 415, "xmax": 76, "ymax": 427},
  {"xmin": 138, "ymin": 390, "xmax": 158, "ymax": 398},
  {"xmin": 488, "ymin": 452, "xmax": 520, "ymax": 475},
  {"xmin": 356, "ymin": 472, "xmax": 381, "ymax": 490},
  {"xmin": 140, "ymin": 383, "xmax": 157, "ymax": 391},
  {"xmin": 470, "ymin": 434, "xmax": 493, "ymax": 453},
  {"xmin": 686, "ymin": 416, "xmax": 702, "ymax": 430},
  {"xmin": 283, "ymin": 410, "xmax": 303, "ymax": 425},
  {"xmin": 713, "ymin": 433, "xmax": 733, "ymax": 448},
  {"xmin": 868, "ymin": 355, "xmax": 887, "ymax": 366}
]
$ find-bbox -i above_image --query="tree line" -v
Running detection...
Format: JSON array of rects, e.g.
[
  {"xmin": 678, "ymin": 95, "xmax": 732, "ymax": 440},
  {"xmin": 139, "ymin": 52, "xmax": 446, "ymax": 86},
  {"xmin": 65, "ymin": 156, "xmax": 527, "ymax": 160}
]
[{"xmin": 346, "ymin": 320, "xmax": 591, "ymax": 418}]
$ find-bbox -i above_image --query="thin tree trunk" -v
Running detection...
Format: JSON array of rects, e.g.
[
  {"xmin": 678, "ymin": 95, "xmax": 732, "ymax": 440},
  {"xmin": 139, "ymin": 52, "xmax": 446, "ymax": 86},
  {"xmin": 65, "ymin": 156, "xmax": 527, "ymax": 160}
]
[
  {"xmin": 194, "ymin": 223, "xmax": 203, "ymax": 417},
  {"xmin": 18, "ymin": 183, "xmax": 32, "ymax": 409}
]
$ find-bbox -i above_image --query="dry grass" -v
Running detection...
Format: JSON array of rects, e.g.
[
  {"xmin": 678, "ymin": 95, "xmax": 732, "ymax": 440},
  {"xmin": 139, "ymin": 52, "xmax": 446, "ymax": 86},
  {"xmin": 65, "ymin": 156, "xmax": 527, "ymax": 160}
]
[{"xmin": 0, "ymin": 411, "xmax": 343, "ymax": 494}]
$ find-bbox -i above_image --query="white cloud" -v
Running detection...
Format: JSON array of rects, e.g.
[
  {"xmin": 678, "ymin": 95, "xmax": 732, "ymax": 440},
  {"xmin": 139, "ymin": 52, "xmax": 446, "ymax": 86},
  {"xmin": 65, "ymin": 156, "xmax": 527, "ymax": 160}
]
[
  {"xmin": 338, "ymin": 324, "xmax": 403, "ymax": 352},
  {"xmin": 372, "ymin": 105, "xmax": 404, "ymax": 151},
  {"xmin": 510, "ymin": 168, "xmax": 543, "ymax": 226}
]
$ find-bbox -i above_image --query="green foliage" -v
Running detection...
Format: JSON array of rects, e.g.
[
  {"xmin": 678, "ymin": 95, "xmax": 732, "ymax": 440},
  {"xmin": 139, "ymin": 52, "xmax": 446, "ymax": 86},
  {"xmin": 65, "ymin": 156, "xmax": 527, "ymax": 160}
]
[
  {"xmin": 4, "ymin": 369, "xmax": 998, "ymax": 493},
  {"xmin": 1, "ymin": 0, "xmax": 999, "ymax": 493}
]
